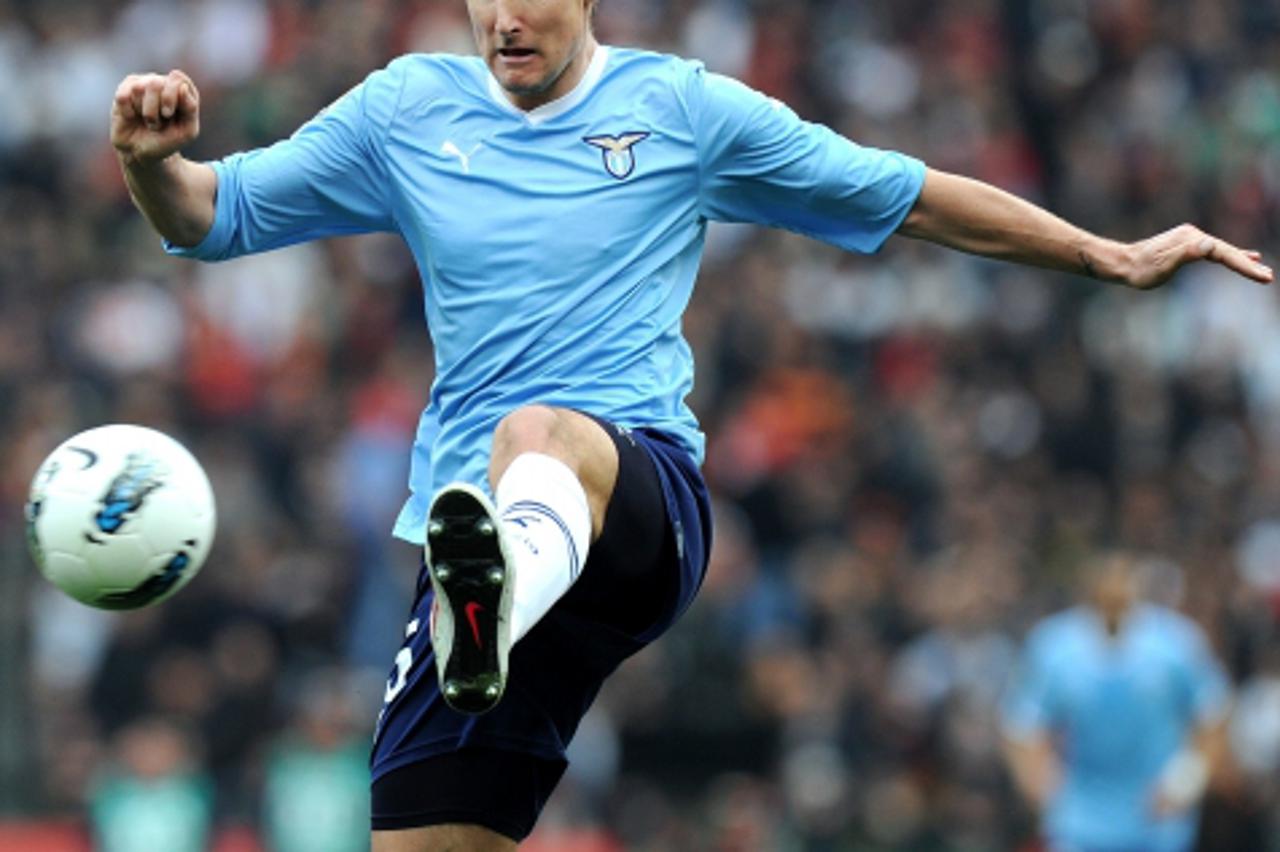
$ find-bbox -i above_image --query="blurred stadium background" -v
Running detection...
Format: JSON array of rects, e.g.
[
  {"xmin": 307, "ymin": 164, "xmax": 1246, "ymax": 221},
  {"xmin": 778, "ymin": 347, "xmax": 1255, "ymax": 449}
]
[{"xmin": 2, "ymin": 0, "xmax": 1280, "ymax": 849}]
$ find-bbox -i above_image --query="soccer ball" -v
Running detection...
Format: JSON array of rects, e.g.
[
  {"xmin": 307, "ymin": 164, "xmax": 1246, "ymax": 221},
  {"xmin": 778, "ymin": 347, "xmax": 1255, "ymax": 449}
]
[{"xmin": 25, "ymin": 424, "xmax": 216, "ymax": 610}]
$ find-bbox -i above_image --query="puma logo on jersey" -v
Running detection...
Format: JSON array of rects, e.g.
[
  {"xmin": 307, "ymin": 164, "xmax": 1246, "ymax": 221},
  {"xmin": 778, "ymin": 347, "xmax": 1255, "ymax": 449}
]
[
  {"xmin": 583, "ymin": 131, "xmax": 651, "ymax": 180},
  {"xmin": 441, "ymin": 140, "xmax": 483, "ymax": 174}
]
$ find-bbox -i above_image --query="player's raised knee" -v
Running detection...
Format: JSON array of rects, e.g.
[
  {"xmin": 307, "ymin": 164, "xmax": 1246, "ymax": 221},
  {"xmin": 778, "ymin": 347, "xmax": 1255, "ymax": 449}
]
[
  {"xmin": 488, "ymin": 406, "xmax": 618, "ymax": 520},
  {"xmin": 491, "ymin": 404, "xmax": 563, "ymax": 460}
]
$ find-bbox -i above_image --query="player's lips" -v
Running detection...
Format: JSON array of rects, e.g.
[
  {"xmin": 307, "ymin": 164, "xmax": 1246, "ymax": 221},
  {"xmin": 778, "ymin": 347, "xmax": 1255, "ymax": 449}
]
[{"xmin": 497, "ymin": 47, "xmax": 538, "ymax": 66}]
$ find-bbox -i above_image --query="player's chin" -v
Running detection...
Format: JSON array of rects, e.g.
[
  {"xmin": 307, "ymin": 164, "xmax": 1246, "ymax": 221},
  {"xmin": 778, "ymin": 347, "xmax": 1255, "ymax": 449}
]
[
  {"xmin": 491, "ymin": 58, "xmax": 548, "ymax": 86},
  {"xmin": 498, "ymin": 72, "xmax": 553, "ymax": 98}
]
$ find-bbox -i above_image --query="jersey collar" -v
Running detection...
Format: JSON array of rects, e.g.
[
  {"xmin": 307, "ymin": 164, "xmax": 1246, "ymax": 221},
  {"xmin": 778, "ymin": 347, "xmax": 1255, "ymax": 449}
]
[{"xmin": 486, "ymin": 44, "xmax": 609, "ymax": 126}]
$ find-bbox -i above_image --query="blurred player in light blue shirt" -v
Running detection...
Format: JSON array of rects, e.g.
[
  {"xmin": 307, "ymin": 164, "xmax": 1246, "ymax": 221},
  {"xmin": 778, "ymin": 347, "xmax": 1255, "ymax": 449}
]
[{"xmin": 1003, "ymin": 554, "xmax": 1230, "ymax": 852}]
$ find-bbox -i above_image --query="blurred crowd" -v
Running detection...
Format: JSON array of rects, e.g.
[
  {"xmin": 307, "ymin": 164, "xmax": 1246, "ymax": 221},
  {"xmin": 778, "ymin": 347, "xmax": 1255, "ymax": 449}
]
[{"xmin": 2, "ymin": 0, "xmax": 1280, "ymax": 849}]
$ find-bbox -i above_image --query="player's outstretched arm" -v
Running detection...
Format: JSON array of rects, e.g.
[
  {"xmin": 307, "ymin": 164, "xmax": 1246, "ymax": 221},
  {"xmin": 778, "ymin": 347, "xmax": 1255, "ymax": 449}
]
[
  {"xmin": 1002, "ymin": 731, "xmax": 1061, "ymax": 813},
  {"xmin": 112, "ymin": 70, "xmax": 217, "ymax": 248},
  {"xmin": 897, "ymin": 169, "xmax": 1273, "ymax": 289}
]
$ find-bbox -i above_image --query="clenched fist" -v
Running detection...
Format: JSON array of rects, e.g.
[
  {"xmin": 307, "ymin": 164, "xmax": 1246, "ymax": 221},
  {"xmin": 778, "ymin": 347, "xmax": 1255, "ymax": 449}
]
[{"xmin": 112, "ymin": 70, "xmax": 200, "ymax": 165}]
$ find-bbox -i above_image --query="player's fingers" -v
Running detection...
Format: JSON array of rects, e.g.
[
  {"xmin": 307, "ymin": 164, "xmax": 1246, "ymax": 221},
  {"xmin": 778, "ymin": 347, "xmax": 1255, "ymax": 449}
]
[
  {"xmin": 1198, "ymin": 237, "xmax": 1273, "ymax": 283},
  {"xmin": 113, "ymin": 75, "xmax": 140, "ymax": 106},
  {"xmin": 178, "ymin": 78, "xmax": 199, "ymax": 116},
  {"xmin": 168, "ymin": 68, "xmax": 196, "ymax": 91},
  {"xmin": 1239, "ymin": 252, "xmax": 1272, "ymax": 283},
  {"xmin": 164, "ymin": 69, "xmax": 198, "ymax": 111},
  {"xmin": 113, "ymin": 82, "xmax": 139, "ymax": 121},
  {"xmin": 115, "ymin": 76, "xmax": 148, "ymax": 120},
  {"xmin": 140, "ymin": 83, "xmax": 162, "ymax": 128},
  {"xmin": 159, "ymin": 76, "xmax": 183, "ymax": 121},
  {"xmin": 127, "ymin": 75, "xmax": 158, "ymax": 112}
]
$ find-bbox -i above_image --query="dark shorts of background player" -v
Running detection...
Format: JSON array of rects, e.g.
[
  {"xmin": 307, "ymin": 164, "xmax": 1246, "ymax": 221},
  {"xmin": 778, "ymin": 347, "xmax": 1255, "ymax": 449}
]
[{"xmin": 370, "ymin": 414, "xmax": 712, "ymax": 841}]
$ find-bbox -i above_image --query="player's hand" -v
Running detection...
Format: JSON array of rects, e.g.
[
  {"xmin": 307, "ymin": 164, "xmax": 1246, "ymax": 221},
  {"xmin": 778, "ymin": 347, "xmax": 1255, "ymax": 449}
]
[
  {"xmin": 1123, "ymin": 224, "xmax": 1272, "ymax": 290},
  {"xmin": 1150, "ymin": 786, "xmax": 1195, "ymax": 820},
  {"xmin": 111, "ymin": 70, "xmax": 201, "ymax": 166},
  {"xmin": 1149, "ymin": 747, "xmax": 1211, "ymax": 819}
]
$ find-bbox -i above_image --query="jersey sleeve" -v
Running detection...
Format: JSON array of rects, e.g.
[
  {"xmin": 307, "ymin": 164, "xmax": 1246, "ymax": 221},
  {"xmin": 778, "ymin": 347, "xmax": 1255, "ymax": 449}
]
[
  {"xmin": 166, "ymin": 61, "xmax": 405, "ymax": 261},
  {"xmin": 1177, "ymin": 624, "xmax": 1230, "ymax": 726},
  {"xmin": 1002, "ymin": 625, "xmax": 1060, "ymax": 739},
  {"xmin": 686, "ymin": 67, "xmax": 925, "ymax": 254}
]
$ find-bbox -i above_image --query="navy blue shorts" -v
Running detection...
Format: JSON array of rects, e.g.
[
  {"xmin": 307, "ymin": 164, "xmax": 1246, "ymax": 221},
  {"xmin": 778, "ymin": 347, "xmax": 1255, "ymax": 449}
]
[{"xmin": 370, "ymin": 417, "xmax": 712, "ymax": 839}]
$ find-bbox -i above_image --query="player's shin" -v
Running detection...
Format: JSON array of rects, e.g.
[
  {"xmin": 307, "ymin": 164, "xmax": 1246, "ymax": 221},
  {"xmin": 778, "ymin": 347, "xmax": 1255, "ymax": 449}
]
[{"xmin": 495, "ymin": 452, "xmax": 593, "ymax": 642}]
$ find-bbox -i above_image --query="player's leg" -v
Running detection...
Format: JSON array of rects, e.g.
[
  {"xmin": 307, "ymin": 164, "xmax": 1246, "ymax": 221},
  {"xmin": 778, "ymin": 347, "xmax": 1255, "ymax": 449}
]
[
  {"xmin": 370, "ymin": 745, "xmax": 568, "ymax": 852},
  {"xmin": 371, "ymin": 824, "xmax": 514, "ymax": 852},
  {"xmin": 488, "ymin": 404, "xmax": 617, "ymax": 539},
  {"xmin": 373, "ymin": 413, "xmax": 710, "ymax": 846},
  {"xmin": 488, "ymin": 404, "xmax": 619, "ymax": 639},
  {"xmin": 426, "ymin": 404, "xmax": 617, "ymax": 712}
]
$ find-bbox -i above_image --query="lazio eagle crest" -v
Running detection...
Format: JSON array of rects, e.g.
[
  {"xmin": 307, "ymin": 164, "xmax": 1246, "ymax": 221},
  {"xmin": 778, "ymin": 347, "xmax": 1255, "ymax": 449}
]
[{"xmin": 583, "ymin": 132, "xmax": 651, "ymax": 180}]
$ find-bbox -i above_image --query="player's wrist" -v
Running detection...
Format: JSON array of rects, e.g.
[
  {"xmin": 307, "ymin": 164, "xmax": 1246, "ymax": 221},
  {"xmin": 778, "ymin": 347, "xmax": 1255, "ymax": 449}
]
[
  {"xmin": 1076, "ymin": 236, "xmax": 1132, "ymax": 284},
  {"xmin": 117, "ymin": 147, "xmax": 179, "ymax": 172}
]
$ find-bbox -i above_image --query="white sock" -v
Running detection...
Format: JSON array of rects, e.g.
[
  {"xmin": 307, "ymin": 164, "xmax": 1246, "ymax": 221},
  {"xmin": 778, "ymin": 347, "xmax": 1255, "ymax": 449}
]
[{"xmin": 495, "ymin": 452, "xmax": 592, "ymax": 643}]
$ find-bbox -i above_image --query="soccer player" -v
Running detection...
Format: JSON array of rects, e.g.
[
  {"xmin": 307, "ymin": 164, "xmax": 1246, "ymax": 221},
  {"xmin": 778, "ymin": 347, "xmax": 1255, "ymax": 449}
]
[
  {"xmin": 1002, "ymin": 554, "xmax": 1230, "ymax": 852},
  {"xmin": 110, "ymin": 0, "xmax": 1270, "ymax": 847}
]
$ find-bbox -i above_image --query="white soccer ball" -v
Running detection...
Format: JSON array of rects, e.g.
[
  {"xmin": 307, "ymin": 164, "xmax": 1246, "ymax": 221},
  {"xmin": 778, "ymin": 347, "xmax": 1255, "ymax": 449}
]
[{"xmin": 25, "ymin": 424, "xmax": 216, "ymax": 610}]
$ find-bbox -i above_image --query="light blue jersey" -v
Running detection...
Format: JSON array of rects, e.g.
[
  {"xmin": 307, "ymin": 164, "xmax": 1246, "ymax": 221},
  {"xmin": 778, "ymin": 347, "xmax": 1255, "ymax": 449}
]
[
  {"xmin": 168, "ymin": 46, "xmax": 925, "ymax": 542},
  {"xmin": 1003, "ymin": 604, "xmax": 1229, "ymax": 851}
]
